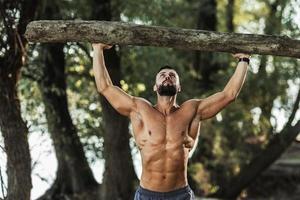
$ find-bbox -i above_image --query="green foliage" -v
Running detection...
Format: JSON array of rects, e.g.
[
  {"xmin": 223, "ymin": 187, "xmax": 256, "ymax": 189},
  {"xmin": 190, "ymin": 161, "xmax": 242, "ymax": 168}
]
[{"xmin": 64, "ymin": 43, "xmax": 105, "ymax": 160}]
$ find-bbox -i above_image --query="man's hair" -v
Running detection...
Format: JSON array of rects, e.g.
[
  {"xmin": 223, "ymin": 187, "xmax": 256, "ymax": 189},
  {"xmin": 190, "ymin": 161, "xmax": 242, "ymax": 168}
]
[{"xmin": 157, "ymin": 65, "xmax": 176, "ymax": 74}]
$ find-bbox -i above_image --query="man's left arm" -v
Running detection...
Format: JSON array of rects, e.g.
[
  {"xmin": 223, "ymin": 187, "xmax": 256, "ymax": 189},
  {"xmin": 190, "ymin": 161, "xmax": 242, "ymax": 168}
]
[{"xmin": 197, "ymin": 53, "xmax": 250, "ymax": 120}]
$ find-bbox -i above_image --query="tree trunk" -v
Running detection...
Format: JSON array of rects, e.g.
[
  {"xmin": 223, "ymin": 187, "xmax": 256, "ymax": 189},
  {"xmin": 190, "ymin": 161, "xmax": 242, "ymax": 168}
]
[
  {"xmin": 193, "ymin": 0, "xmax": 218, "ymax": 89},
  {"xmin": 226, "ymin": 0, "xmax": 235, "ymax": 32},
  {"xmin": 0, "ymin": 70, "xmax": 32, "ymax": 200},
  {"xmin": 90, "ymin": 0, "xmax": 138, "ymax": 199},
  {"xmin": 36, "ymin": 43, "xmax": 99, "ymax": 200},
  {"xmin": 0, "ymin": 1, "xmax": 38, "ymax": 199},
  {"xmin": 188, "ymin": 0, "xmax": 219, "ymax": 194},
  {"xmin": 34, "ymin": 2, "xmax": 98, "ymax": 199},
  {"xmin": 25, "ymin": 20, "xmax": 300, "ymax": 58},
  {"xmin": 255, "ymin": 0, "xmax": 287, "ymax": 129}
]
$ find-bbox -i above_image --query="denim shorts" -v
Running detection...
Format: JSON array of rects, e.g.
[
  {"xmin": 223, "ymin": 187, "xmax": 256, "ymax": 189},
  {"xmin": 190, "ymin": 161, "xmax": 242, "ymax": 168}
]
[{"xmin": 134, "ymin": 185, "xmax": 195, "ymax": 200}]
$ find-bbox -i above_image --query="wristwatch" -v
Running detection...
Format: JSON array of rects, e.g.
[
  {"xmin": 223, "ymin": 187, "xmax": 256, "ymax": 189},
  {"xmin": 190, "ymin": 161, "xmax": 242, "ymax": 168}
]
[{"xmin": 238, "ymin": 57, "xmax": 250, "ymax": 65}]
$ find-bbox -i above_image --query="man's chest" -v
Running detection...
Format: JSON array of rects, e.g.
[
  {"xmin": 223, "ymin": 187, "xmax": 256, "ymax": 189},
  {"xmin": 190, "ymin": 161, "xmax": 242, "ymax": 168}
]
[{"xmin": 130, "ymin": 106, "xmax": 201, "ymax": 144}]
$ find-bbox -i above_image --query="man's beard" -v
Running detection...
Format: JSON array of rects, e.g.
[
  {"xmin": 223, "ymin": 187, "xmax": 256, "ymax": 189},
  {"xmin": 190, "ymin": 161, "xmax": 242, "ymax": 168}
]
[{"xmin": 157, "ymin": 85, "xmax": 177, "ymax": 96}]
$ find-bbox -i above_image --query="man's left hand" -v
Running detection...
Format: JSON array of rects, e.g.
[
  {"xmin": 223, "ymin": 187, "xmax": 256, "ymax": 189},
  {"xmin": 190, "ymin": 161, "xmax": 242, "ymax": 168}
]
[{"xmin": 232, "ymin": 53, "xmax": 250, "ymax": 60}]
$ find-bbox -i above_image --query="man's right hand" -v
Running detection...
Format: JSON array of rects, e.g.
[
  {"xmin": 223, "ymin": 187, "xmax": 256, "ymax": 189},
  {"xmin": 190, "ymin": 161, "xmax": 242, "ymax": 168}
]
[
  {"xmin": 92, "ymin": 43, "xmax": 113, "ymax": 50},
  {"xmin": 232, "ymin": 53, "xmax": 250, "ymax": 59}
]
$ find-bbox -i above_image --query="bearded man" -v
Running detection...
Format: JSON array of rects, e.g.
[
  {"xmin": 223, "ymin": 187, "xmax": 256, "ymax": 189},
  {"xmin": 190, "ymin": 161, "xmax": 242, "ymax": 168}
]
[{"xmin": 92, "ymin": 43, "xmax": 250, "ymax": 200}]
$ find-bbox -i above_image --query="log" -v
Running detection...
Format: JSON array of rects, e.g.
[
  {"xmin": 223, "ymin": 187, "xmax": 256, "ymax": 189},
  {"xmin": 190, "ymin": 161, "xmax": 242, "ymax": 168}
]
[{"xmin": 25, "ymin": 20, "xmax": 300, "ymax": 58}]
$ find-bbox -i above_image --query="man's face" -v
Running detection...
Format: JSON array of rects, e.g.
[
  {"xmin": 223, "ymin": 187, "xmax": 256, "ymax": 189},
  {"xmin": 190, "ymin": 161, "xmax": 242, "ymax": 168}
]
[{"xmin": 154, "ymin": 69, "xmax": 181, "ymax": 96}]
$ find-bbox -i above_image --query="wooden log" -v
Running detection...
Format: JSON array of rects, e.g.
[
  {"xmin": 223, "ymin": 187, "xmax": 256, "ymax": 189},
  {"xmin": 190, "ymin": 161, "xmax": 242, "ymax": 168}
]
[{"xmin": 25, "ymin": 20, "xmax": 300, "ymax": 58}]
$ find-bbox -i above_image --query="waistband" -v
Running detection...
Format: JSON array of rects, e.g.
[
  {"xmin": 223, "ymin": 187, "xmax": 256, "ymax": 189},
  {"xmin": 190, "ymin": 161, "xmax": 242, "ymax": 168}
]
[{"xmin": 137, "ymin": 185, "xmax": 192, "ymax": 197}]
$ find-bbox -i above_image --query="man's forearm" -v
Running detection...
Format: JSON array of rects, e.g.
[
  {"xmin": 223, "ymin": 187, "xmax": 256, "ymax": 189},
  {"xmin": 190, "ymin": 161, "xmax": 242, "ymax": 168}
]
[
  {"xmin": 92, "ymin": 48, "xmax": 113, "ymax": 93},
  {"xmin": 223, "ymin": 61, "xmax": 248, "ymax": 99}
]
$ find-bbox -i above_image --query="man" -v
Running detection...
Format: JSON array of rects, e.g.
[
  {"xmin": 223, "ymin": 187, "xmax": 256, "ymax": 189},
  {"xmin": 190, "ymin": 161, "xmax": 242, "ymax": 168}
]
[{"xmin": 92, "ymin": 43, "xmax": 249, "ymax": 200}]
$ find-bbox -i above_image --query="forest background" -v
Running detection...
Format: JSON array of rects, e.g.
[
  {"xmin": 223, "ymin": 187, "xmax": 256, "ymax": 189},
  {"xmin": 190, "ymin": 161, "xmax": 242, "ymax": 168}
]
[{"xmin": 0, "ymin": 0, "xmax": 300, "ymax": 199}]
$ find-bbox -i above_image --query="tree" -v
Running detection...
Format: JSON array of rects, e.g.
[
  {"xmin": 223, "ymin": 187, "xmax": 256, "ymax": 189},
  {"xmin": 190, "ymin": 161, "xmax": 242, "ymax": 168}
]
[
  {"xmin": 189, "ymin": 0, "xmax": 219, "ymax": 195},
  {"xmin": 210, "ymin": 0, "xmax": 300, "ymax": 198},
  {"xmin": 0, "ymin": 0, "xmax": 38, "ymax": 199},
  {"xmin": 32, "ymin": 1, "xmax": 99, "ymax": 199},
  {"xmin": 89, "ymin": 0, "xmax": 138, "ymax": 199},
  {"xmin": 226, "ymin": 0, "xmax": 235, "ymax": 32},
  {"xmin": 193, "ymin": 0, "xmax": 220, "ymax": 89},
  {"xmin": 211, "ymin": 90, "xmax": 300, "ymax": 198}
]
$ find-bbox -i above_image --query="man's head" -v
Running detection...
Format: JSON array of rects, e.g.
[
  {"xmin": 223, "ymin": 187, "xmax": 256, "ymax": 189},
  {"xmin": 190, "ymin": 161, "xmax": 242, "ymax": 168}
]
[{"xmin": 153, "ymin": 65, "xmax": 181, "ymax": 96}]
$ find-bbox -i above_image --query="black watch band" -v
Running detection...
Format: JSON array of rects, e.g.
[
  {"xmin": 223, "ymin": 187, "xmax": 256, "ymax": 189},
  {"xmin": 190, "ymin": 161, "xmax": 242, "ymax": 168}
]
[{"xmin": 238, "ymin": 57, "xmax": 250, "ymax": 65}]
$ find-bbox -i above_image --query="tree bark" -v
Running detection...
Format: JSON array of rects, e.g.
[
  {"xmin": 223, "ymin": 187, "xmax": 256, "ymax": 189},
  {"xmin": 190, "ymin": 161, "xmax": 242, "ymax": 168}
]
[
  {"xmin": 25, "ymin": 20, "xmax": 300, "ymax": 58},
  {"xmin": 0, "ymin": 1, "xmax": 38, "ymax": 199},
  {"xmin": 0, "ymin": 72, "xmax": 32, "ymax": 200},
  {"xmin": 89, "ymin": 0, "xmax": 138, "ymax": 200}
]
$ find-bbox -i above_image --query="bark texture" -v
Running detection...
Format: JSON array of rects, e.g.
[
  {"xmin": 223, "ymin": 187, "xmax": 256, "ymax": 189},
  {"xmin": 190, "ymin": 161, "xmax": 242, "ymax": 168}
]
[
  {"xmin": 89, "ymin": 0, "xmax": 138, "ymax": 200},
  {"xmin": 0, "ymin": 71, "xmax": 32, "ymax": 200},
  {"xmin": 25, "ymin": 20, "xmax": 300, "ymax": 58},
  {"xmin": 0, "ymin": 1, "xmax": 38, "ymax": 199}
]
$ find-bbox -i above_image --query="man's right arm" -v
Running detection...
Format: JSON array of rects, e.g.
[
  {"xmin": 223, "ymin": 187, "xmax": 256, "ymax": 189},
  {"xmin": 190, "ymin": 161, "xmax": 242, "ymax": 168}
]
[{"xmin": 92, "ymin": 43, "xmax": 137, "ymax": 116}]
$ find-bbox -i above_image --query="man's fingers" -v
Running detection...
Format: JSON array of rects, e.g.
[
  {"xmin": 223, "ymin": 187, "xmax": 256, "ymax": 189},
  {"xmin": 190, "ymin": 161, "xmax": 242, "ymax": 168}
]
[
  {"xmin": 104, "ymin": 45, "xmax": 113, "ymax": 49},
  {"xmin": 232, "ymin": 53, "xmax": 250, "ymax": 59},
  {"xmin": 92, "ymin": 43, "xmax": 113, "ymax": 50}
]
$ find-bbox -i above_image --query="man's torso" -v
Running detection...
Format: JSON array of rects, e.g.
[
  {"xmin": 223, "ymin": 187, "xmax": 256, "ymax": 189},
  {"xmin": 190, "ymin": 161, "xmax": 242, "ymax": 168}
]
[{"xmin": 130, "ymin": 98, "xmax": 201, "ymax": 192}]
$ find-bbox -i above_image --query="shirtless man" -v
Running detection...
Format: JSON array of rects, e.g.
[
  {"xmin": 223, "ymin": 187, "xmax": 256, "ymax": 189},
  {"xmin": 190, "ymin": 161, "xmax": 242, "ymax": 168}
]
[{"xmin": 92, "ymin": 43, "xmax": 249, "ymax": 200}]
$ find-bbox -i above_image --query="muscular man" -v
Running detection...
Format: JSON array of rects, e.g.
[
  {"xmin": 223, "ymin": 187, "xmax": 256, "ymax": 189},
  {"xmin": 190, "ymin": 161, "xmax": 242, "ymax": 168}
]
[{"xmin": 92, "ymin": 43, "xmax": 249, "ymax": 200}]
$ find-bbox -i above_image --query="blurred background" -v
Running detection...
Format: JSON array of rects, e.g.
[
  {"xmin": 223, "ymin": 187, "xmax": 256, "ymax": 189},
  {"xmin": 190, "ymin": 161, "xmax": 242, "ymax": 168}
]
[{"xmin": 0, "ymin": 0, "xmax": 300, "ymax": 199}]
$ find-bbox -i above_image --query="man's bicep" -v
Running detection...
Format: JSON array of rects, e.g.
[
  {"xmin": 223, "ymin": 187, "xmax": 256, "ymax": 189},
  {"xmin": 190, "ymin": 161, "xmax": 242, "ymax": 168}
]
[
  {"xmin": 197, "ymin": 91, "xmax": 234, "ymax": 120},
  {"xmin": 101, "ymin": 86, "xmax": 136, "ymax": 116}
]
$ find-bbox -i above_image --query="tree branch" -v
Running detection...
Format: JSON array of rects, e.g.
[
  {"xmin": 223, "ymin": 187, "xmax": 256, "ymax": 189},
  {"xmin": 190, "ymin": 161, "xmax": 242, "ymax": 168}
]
[
  {"xmin": 25, "ymin": 20, "xmax": 300, "ymax": 58},
  {"xmin": 287, "ymin": 86, "xmax": 300, "ymax": 125}
]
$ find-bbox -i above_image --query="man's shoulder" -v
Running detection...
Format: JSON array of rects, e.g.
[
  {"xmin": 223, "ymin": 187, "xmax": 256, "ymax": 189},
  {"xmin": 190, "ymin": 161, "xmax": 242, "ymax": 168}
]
[
  {"xmin": 133, "ymin": 97, "xmax": 153, "ymax": 107},
  {"xmin": 181, "ymin": 98, "xmax": 202, "ymax": 108}
]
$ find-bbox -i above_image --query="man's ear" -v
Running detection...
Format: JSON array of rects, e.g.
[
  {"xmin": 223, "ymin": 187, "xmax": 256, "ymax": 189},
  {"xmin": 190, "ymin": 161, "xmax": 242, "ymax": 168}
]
[
  {"xmin": 178, "ymin": 85, "xmax": 181, "ymax": 92},
  {"xmin": 153, "ymin": 84, "xmax": 157, "ymax": 92}
]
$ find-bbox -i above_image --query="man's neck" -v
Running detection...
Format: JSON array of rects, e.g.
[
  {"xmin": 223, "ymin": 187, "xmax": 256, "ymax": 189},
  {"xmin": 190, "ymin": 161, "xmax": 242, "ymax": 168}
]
[{"xmin": 155, "ymin": 95, "xmax": 178, "ymax": 115}]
